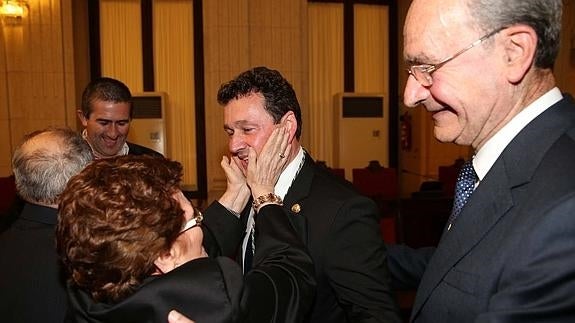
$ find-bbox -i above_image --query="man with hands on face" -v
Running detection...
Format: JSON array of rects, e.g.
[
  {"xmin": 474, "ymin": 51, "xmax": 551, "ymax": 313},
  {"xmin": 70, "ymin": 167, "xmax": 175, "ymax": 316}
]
[
  {"xmin": 208, "ymin": 66, "xmax": 400, "ymax": 323},
  {"xmin": 201, "ymin": 123, "xmax": 318, "ymax": 322}
]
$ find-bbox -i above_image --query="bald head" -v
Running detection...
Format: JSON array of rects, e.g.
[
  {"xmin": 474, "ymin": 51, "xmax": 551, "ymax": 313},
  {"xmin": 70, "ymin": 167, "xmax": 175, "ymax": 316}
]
[
  {"xmin": 12, "ymin": 127, "xmax": 93, "ymax": 207},
  {"xmin": 405, "ymin": 0, "xmax": 562, "ymax": 68},
  {"xmin": 22, "ymin": 131, "xmax": 69, "ymax": 157},
  {"xmin": 403, "ymin": 0, "xmax": 562, "ymax": 149},
  {"xmin": 404, "ymin": 0, "xmax": 472, "ymax": 66}
]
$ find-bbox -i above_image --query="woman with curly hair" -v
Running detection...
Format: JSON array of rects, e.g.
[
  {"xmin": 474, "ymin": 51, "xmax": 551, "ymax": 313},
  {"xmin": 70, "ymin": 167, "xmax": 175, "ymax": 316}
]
[{"xmin": 57, "ymin": 126, "xmax": 315, "ymax": 323}]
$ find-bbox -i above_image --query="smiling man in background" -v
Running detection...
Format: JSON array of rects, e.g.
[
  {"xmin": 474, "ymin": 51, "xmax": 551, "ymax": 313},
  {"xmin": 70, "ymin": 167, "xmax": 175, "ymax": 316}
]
[{"xmin": 78, "ymin": 77, "xmax": 162, "ymax": 159}]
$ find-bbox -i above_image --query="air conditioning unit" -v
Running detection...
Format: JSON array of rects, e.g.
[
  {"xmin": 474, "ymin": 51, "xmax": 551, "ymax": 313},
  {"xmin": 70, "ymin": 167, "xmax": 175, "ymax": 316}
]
[
  {"xmin": 128, "ymin": 92, "xmax": 168, "ymax": 156},
  {"xmin": 333, "ymin": 93, "xmax": 389, "ymax": 180}
]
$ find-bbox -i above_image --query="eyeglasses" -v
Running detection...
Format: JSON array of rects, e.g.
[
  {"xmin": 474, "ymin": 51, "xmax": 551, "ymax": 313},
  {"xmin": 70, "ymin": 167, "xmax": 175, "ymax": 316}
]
[
  {"xmin": 179, "ymin": 208, "xmax": 203, "ymax": 234},
  {"xmin": 407, "ymin": 27, "xmax": 504, "ymax": 87}
]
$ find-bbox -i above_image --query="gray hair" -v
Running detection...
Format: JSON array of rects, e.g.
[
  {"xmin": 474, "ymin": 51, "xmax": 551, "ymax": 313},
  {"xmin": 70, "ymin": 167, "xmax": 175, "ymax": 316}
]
[
  {"xmin": 467, "ymin": 0, "xmax": 562, "ymax": 68},
  {"xmin": 12, "ymin": 127, "xmax": 93, "ymax": 205}
]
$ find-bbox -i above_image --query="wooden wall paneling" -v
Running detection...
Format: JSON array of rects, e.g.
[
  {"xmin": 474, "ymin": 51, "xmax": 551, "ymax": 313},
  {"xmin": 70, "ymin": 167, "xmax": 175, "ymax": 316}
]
[
  {"xmin": 3, "ymin": 22, "xmax": 24, "ymax": 69},
  {"xmin": 247, "ymin": 0, "xmax": 307, "ymax": 109},
  {"xmin": 153, "ymin": 0, "xmax": 197, "ymax": 189},
  {"xmin": 36, "ymin": 0, "xmax": 63, "ymax": 76},
  {"xmin": 71, "ymin": 1, "xmax": 91, "ymax": 129},
  {"xmin": 99, "ymin": 0, "xmax": 143, "ymax": 91},
  {"xmin": 61, "ymin": 0, "xmax": 78, "ymax": 128},
  {"xmin": 29, "ymin": 0, "xmax": 71, "ymax": 127},
  {"xmin": 247, "ymin": 0, "xmax": 273, "ymax": 66},
  {"xmin": 0, "ymin": 20, "xmax": 6, "ymax": 115},
  {"xmin": 0, "ymin": 18, "xmax": 11, "ymax": 175},
  {"xmin": 248, "ymin": 1, "xmax": 302, "ymax": 65},
  {"xmin": 0, "ymin": 120, "xmax": 9, "ymax": 175},
  {"xmin": 0, "ymin": 0, "xmax": 74, "ymax": 175},
  {"xmin": 203, "ymin": 0, "xmax": 250, "ymax": 200},
  {"xmin": 248, "ymin": 0, "xmax": 308, "ymax": 155},
  {"xmin": 354, "ymin": 4, "xmax": 388, "ymax": 93},
  {"xmin": 4, "ymin": 25, "xmax": 29, "ymax": 154},
  {"xmin": 4, "ymin": 22, "xmax": 27, "ymax": 132},
  {"xmin": 296, "ymin": 1, "xmax": 311, "ymax": 151},
  {"xmin": 2, "ymin": 111, "xmax": 12, "ymax": 182},
  {"xmin": 202, "ymin": 17, "xmax": 227, "ymax": 195},
  {"xmin": 293, "ymin": 0, "xmax": 310, "ymax": 154},
  {"xmin": 4, "ymin": 0, "xmax": 71, "ymax": 168},
  {"xmin": 351, "ymin": 4, "xmax": 390, "ymax": 170},
  {"xmin": 308, "ymin": 3, "xmax": 344, "ymax": 166}
]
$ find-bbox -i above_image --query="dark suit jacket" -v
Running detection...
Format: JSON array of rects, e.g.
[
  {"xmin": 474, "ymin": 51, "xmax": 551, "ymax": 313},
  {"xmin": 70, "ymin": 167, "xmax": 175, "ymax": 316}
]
[
  {"xmin": 66, "ymin": 204, "xmax": 315, "ymax": 323},
  {"xmin": 388, "ymin": 95, "xmax": 575, "ymax": 322},
  {"xmin": 0, "ymin": 203, "xmax": 68, "ymax": 323},
  {"xmin": 127, "ymin": 142, "xmax": 163, "ymax": 157},
  {"xmin": 213, "ymin": 154, "xmax": 401, "ymax": 323},
  {"xmin": 284, "ymin": 155, "xmax": 400, "ymax": 323}
]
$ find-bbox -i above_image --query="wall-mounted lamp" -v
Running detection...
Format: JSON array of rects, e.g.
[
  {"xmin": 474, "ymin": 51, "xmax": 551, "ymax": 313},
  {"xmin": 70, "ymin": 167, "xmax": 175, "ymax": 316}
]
[{"xmin": 0, "ymin": 0, "xmax": 28, "ymax": 25}]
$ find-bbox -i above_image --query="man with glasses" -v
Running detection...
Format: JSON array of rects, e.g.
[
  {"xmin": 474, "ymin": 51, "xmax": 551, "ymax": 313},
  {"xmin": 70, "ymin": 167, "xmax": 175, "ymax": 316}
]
[{"xmin": 388, "ymin": 0, "xmax": 575, "ymax": 321}]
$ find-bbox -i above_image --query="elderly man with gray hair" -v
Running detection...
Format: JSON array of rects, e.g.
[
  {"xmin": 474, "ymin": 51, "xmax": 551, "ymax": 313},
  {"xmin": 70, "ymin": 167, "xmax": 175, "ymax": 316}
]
[{"xmin": 0, "ymin": 127, "xmax": 93, "ymax": 323}]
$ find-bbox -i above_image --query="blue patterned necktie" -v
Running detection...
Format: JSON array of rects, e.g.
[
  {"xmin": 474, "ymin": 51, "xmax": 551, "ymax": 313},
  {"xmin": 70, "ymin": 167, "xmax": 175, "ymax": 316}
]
[{"xmin": 447, "ymin": 160, "xmax": 477, "ymax": 230}]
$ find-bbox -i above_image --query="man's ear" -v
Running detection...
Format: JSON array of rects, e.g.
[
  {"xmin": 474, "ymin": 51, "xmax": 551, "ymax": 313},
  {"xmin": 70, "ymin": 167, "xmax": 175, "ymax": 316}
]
[
  {"xmin": 502, "ymin": 25, "xmax": 537, "ymax": 83},
  {"xmin": 281, "ymin": 111, "xmax": 298, "ymax": 143},
  {"xmin": 77, "ymin": 110, "xmax": 89, "ymax": 127}
]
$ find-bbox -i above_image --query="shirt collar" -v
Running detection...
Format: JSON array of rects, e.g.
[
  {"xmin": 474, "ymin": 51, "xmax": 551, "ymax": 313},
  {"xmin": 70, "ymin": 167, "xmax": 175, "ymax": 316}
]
[
  {"xmin": 474, "ymin": 87, "xmax": 562, "ymax": 181},
  {"xmin": 275, "ymin": 146, "xmax": 304, "ymax": 199}
]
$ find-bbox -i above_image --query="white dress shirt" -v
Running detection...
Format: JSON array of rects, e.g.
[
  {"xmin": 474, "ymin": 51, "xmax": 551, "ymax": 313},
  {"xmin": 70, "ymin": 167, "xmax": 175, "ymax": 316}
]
[
  {"xmin": 241, "ymin": 146, "xmax": 305, "ymax": 269},
  {"xmin": 473, "ymin": 87, "xmax": 562, "ymax": 182}
]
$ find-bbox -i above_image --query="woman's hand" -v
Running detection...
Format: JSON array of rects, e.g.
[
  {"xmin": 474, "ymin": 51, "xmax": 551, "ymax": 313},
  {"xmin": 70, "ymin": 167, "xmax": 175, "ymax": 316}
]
[
  {"xmin": 168, "ymin": 310, "xmax": 195, "ymax": 323},
  {"xmin": 218, "ymin": 155, "xmax": 250, "ymax": 214},
  {"xmin": 246, "ymin": 124, "xmax": 291, "ymax": 199}
]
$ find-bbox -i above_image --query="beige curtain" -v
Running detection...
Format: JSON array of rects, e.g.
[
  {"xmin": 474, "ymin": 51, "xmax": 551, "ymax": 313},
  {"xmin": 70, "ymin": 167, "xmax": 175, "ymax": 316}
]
[
  {"xmin": 307, "ymin": 2, "xmax": 343, "ymax": 166},
  {"xmin": 354, "ymin": 4, "xmax": 388, "ymax": 93},
  {"xmin": 100, "ymin": 0, "xmax": 143, "ymax": 90},
  {"xmin": 153, "ymin": 0, "xmax": 197, "ymax": 188}
]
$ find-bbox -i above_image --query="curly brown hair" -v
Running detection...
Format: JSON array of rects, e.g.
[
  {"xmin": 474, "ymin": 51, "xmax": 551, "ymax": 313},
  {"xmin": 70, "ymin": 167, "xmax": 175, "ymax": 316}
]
[{"xmin": 56, "ymin": 155, "xmax": 185, "ymax": 303}]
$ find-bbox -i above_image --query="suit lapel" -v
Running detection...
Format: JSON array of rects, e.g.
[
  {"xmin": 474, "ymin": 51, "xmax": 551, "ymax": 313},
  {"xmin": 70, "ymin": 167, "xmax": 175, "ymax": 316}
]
[
  {"xmin": 411, "ymin": 95, "xmax": 575, "ymax": 319},
  {"xmin": 283, "ymin": 155, "xmax": 314, "ymax": 206},
  {"xmin": 282, "ymin": 155, "xmax": 315, "ymax": 242},
  {"xmin": 411, "ymin": 161, "xmax": 515, "ymax": 317}
]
